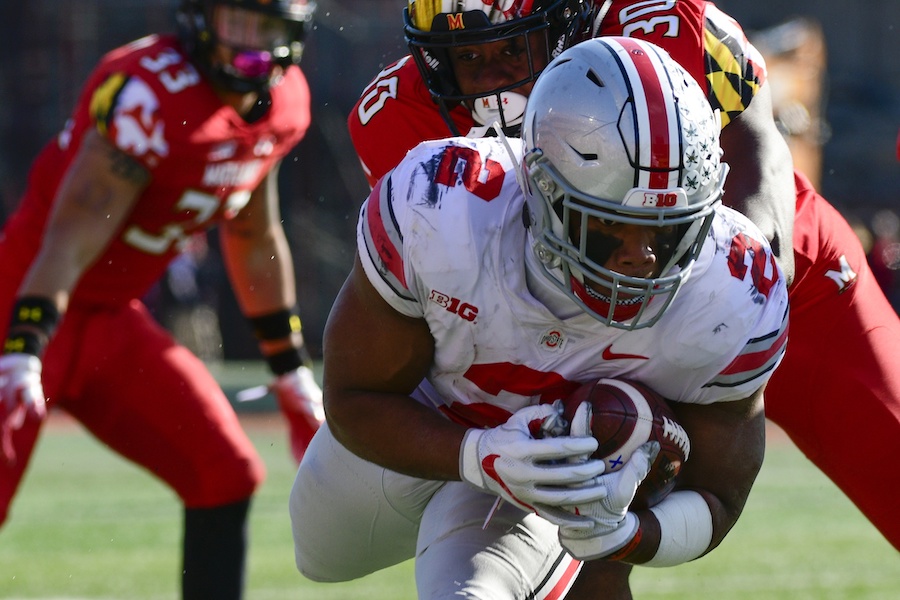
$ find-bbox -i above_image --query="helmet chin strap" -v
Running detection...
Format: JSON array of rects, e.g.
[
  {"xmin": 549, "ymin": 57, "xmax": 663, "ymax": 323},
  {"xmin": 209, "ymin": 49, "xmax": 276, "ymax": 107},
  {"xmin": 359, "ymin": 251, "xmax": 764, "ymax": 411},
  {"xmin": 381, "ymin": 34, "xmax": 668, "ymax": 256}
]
[{"xmin": 590, "ymin": 0, "xmax": 615, "ymax": 37}]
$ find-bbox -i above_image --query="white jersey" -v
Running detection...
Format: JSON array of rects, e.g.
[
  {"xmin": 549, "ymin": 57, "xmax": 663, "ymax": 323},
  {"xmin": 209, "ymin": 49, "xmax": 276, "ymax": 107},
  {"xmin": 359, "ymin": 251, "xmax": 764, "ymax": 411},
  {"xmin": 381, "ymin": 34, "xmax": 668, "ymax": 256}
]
[{"xmin": 358, "ymin": 137, "xmax": 789, "ymax": 428}]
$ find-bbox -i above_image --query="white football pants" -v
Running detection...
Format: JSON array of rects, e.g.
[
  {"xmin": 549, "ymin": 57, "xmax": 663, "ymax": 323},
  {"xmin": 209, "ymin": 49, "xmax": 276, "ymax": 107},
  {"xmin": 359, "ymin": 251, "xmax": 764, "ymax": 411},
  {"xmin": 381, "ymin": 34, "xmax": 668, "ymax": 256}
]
[{"xmin": 290, "ymin": 422, "xmax": 582, "ymax": 599}]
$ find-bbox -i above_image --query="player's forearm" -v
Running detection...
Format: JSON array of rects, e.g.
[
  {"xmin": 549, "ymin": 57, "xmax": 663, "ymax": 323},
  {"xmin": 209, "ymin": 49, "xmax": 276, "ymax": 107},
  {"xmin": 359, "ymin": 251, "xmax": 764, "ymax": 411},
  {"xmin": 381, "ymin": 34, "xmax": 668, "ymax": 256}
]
[
  {"xmin": 326, "ymin": 388, "xmax": 467, "ymax": 480},
  {"xmin": 221, "ymin": 222, "xmax": 296, "ymax": 314},
  {"xmin": 221, "ymin": 222, "xmax": 311, "ymax": 373},
  {"xmin": 592, "ymin": 480, "xmax": 751, "ymax": 567},
  {"xmin": 722, "ymin": 155, "xmax": 795, "ymax": 284},
  {"xmin": 20, "ymin": 130, "xmax": 147, "ymax": 310},
  {"xmin": 720, "ymin": 89, "xmax": 797, "ymax": 285}
]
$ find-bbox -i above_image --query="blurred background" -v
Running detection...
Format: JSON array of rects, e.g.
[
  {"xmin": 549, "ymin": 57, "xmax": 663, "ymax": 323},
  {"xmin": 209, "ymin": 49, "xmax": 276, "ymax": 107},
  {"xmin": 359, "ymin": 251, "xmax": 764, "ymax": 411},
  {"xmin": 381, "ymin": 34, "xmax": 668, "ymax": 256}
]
[{"xmin": 0, "ymin": 0, "xmax": 898, "ymax": 363}]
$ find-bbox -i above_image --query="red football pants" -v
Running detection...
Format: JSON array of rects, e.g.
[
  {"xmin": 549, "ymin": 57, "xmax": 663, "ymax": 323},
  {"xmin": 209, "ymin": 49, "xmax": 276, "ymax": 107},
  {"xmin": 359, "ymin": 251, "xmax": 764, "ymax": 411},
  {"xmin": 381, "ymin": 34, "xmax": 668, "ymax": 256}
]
[
  {"xmin": 764, "ymin": 172, "xmax": 900, "ymax": 550},
  {"xmin": 0, "ymin": 300, "xmax": 265, "ymax": 525}
]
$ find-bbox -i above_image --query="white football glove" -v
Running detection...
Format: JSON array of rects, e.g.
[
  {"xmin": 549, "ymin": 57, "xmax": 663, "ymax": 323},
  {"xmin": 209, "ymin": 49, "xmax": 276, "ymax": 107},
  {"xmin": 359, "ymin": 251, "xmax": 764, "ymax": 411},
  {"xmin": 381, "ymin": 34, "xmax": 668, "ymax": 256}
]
[
  {"xmin": 556, "ymin": 440, "xmax": 659, "ymax": 560},
  {"xmin": 0, "ymin": 353, "xmax": 47, "ymax": 464},
  {"xmin": 273, "ymin": 365, "xmax": 325, "ymax": 463},
  {"xmin": 460, "ymin": 403, "xmax": 609, "ymax": 522}
]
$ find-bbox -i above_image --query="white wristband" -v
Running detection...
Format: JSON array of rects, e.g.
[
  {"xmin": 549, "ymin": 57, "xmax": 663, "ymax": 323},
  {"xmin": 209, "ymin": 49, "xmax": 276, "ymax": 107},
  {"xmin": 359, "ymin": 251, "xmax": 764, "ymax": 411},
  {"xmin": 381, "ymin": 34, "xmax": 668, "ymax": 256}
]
[
  {"xmin": 644, "ymin": 490, "xmax": 713, "ymax": 567},
  {"xmin": 459, "ymin": 429, "xmax": 485, "ymax": 488}
]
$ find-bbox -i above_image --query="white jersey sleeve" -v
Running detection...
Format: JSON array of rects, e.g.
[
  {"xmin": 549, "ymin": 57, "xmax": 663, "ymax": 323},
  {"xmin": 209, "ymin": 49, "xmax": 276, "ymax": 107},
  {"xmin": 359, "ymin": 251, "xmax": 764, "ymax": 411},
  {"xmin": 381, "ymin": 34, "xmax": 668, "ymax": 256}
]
[
  {"xmin": 357, "ymin": 136, "xmax": 524, "ymax": 319},
  {"xmin": 663, "ymin": 206, "xmax": 789, "ymax": 404}
]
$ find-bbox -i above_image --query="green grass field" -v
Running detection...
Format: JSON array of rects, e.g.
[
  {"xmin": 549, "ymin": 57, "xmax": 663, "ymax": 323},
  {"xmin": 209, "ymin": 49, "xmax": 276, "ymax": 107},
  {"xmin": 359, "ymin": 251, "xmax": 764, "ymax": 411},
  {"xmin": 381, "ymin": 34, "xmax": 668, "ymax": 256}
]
[{"xmin": 0, "ymin": 364, "xmax": 897, "ymax": 599}]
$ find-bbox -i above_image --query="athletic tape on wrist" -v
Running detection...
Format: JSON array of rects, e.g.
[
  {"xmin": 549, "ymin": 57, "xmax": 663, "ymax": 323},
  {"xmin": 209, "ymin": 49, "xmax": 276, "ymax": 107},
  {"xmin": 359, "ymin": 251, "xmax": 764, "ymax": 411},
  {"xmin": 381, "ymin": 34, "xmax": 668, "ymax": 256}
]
[
  {"xmin": 644, "ymin": 490, "xmax": 713, "ymax": 567},
  {"xmin": 4, "ymin": 296, "xmax": 60, "ymax": 356},
  {"xmin": 459, "ymin": 429, "xmax": 482, "ymax": 486}
]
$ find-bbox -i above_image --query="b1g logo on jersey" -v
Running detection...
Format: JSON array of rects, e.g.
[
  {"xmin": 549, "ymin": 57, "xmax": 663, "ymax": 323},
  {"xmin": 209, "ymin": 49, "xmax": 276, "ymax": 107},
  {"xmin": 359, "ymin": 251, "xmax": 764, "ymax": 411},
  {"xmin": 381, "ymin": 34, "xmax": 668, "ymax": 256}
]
[{"xmin": 429, "ymin": 290, "xmax": 478, "ymax": 322}]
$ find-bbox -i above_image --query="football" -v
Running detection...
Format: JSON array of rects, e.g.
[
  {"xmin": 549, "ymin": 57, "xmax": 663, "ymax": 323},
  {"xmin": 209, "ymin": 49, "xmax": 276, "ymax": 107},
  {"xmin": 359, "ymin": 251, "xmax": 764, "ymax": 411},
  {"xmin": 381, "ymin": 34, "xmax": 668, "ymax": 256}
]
[{"xmin": 561, "ymin": 378, "xmax": 690, "ymax": 509}]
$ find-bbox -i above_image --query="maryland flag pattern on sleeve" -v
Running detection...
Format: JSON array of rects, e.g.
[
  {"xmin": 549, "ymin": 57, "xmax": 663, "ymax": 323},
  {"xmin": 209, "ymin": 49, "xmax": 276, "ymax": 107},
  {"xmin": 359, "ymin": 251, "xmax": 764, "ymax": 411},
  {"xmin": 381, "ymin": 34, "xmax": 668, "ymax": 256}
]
[
  {"xmin": 88, "ymin": 72, "xmax": 129, "ymax": 138},
  {"xmin": 598, "ymin": 0, "xmax": 767, "ymax": 129},
  {"xmin": 702, "ymin": 4, "xmax": 767, "ymax": 127}
]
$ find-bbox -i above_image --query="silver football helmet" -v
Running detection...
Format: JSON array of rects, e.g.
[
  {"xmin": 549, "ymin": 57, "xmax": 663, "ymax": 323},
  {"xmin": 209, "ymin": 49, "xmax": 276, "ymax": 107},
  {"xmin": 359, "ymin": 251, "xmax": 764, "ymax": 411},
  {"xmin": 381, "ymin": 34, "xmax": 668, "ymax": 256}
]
[{"xmin": 522, "ymin": 36, "xmax": 728, "ymax": 330}]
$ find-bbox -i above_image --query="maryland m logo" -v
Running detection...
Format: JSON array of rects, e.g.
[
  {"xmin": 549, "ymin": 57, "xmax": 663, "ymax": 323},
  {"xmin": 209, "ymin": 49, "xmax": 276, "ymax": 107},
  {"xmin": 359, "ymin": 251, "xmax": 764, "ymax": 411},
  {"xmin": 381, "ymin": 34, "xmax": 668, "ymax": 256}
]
[
  {"xmin": 824, "ymin": 254, "xmax": 858, "ymax": 293},
  {"xmin": 446, "ymin": 13, "xmax": 465, "ymax": 29}
]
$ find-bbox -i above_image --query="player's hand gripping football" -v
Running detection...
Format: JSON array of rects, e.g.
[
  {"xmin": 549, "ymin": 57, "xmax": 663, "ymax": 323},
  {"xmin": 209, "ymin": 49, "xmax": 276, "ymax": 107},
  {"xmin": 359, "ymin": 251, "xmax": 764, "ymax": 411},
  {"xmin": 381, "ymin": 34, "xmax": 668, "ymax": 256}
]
[
  {"xmin": 553, "ymin": 404, "xmax": 660, "ymax": 560},
  {"xmin": 273, "ymin": 365, "xmax": 325, "ymax": 464},
  {"xmin": 460, "ymin": 403, "xmax": 609, "ymax": 524},
  {"xmin": 0, "ymin": 353, "xmax": 47, "ymax": 464}
]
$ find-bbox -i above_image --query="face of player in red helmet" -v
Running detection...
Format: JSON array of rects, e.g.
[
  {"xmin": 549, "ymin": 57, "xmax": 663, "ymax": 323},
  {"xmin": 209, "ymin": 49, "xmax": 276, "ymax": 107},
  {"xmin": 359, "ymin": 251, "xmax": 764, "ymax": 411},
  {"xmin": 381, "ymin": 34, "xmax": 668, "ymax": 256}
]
[
  {"xmin": 445, "ymin": 32, "xmax": 549, "ymax": 128},
  {"xmin": 178, "ymin": 0, "xmax": 315, "ymax": 95},
  {"xmin": 404, "ymin": 0, "xmax": 593, "ymax": 134},
  {"xmin": 208, "ymin": 5, "xmax": 294, "ymax": 85}
]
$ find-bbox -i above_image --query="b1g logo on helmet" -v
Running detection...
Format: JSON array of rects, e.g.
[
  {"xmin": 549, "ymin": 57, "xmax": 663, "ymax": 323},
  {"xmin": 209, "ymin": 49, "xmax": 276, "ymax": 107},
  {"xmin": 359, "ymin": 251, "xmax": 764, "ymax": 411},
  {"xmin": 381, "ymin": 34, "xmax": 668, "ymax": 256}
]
[
  {"xmin": 641, "ymin": 193, "xmax": 678, "ymax": 207},
  {"xmin": 622, "ymin": 188, "xmax": 688, "ymax": 209},
  {"xmin": 429, "ymin": 290, "xmax": 478, "ymax": 322}
]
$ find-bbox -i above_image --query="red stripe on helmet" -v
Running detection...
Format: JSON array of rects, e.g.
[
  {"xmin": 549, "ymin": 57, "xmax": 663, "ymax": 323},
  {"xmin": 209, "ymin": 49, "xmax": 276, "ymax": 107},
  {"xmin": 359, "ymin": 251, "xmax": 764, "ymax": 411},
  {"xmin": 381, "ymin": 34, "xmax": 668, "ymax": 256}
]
[{"xmin": 616, "ymin": 38, "xmax": 674, "ymax": 190}]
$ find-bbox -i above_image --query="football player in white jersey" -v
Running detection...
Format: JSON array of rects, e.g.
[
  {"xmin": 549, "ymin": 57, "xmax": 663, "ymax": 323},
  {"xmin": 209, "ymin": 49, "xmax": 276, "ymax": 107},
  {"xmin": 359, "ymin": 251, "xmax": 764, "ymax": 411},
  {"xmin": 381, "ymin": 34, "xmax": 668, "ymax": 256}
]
[{"xmin": 290, "ymin": 37, "xmax": 788, "ymax": 598}]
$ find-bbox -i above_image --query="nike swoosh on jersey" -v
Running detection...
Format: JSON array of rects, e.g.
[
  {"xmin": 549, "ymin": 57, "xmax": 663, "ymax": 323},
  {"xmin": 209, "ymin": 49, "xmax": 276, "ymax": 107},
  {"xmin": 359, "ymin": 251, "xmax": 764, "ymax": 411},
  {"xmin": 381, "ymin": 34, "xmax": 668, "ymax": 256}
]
[{"xmin": 601, "ymin": 344, "xmax": 649, "ymax": 361}]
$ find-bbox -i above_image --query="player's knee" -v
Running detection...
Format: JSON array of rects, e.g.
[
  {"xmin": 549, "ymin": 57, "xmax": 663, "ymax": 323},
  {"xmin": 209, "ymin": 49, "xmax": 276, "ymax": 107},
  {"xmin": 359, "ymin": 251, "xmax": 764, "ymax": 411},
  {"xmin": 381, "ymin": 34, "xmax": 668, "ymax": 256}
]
[
  {"xmin": 215, "ymin": 451, "xmax": 265, "ymax": 501},
  {"xmin": 290, "ymin": 486, "xmax": 361, "ymax": 583},
  {"xmin": 185, "ymin": 450, "xmax": 266, "ymax": 506},
  {"xmin": 293, "ymin": 546, "xmax": 353, "ymax": 583}
]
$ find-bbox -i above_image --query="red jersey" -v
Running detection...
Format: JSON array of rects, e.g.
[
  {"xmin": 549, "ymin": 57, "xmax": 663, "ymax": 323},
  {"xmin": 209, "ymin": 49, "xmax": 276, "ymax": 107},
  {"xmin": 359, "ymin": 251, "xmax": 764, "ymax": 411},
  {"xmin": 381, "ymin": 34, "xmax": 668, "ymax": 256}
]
[
  {"xmin": 348, "ymin": 56, "xmax": 470, "ymax": 187},
  {"xmin": 1, "ymin": 34, "xmax": 311, "ymax": 308}
]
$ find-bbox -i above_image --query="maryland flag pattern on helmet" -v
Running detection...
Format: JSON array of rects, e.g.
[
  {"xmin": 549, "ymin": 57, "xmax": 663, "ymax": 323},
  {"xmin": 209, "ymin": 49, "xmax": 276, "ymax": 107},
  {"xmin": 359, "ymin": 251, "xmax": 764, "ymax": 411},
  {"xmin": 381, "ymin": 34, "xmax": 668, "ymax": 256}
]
[{"xmin": 410, "ymin": 0, "xmax": 538, "ymax": 31}]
